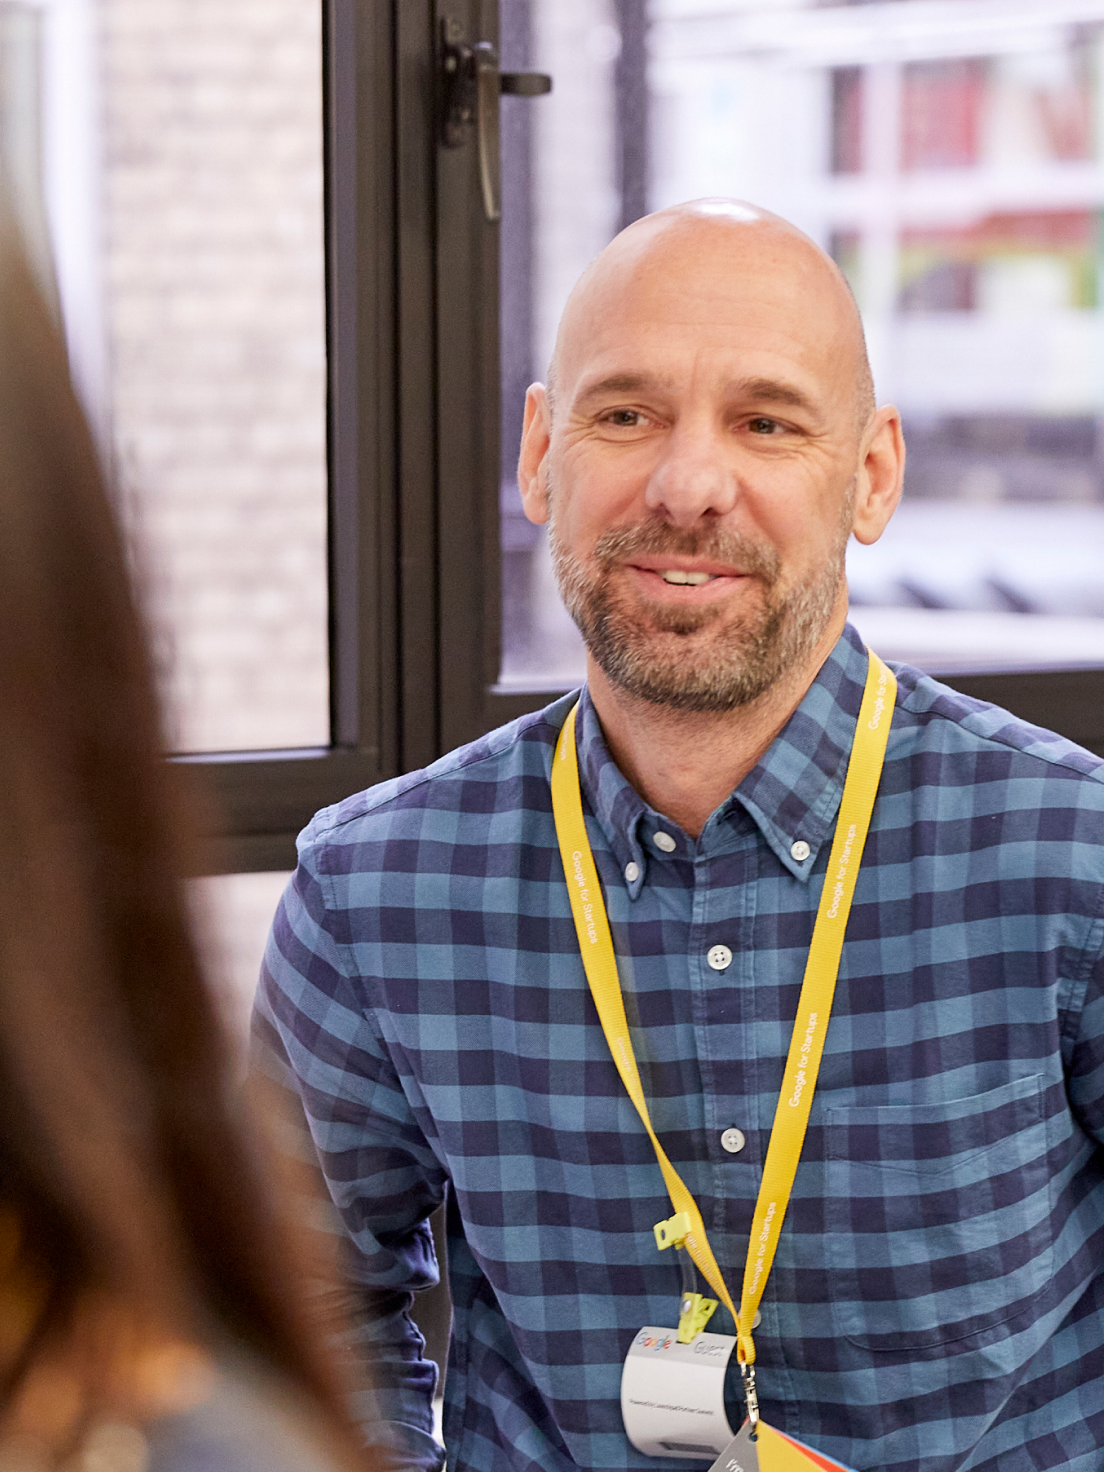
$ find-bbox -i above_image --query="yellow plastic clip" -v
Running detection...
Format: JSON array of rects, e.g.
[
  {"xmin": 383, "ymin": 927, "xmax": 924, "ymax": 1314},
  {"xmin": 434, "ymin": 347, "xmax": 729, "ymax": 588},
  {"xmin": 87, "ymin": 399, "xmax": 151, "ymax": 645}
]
[
  {"xmin": 677, "ymin": 1292, "xmax": 718, "ymax": 1344},
  {"xmin": 653, "ymin": 1212, "xmax": 692, "ymax": 1251}
]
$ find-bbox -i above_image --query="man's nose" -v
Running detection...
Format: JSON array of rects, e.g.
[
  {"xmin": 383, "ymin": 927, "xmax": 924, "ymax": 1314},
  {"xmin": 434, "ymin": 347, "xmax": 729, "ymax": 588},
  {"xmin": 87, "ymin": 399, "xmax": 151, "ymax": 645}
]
[{"xmin": 643, "ymin": 423, "xmax": 739, "ymax": 527}]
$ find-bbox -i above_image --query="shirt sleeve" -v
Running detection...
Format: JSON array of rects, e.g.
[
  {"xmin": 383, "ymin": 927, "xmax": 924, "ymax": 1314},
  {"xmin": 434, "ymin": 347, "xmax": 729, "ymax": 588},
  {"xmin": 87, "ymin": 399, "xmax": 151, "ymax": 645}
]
[{"xmin": 251, "ymin": 833, "xmax": 448, "ymax": 1472}]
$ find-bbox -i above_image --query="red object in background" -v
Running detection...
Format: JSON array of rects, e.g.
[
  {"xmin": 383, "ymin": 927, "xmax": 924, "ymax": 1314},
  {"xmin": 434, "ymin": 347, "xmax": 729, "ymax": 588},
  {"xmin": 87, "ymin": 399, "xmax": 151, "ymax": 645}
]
[
  {"xmin": 1038, "ymin": 86, "xmax": 1093, "ymax": 161},
  {"xmin": 831, "ymin": 67, "xmax": 864, "ymax": 174},
  {"xmin": 901, "ymin": 209, "xmax": 1096, "ymax": 256},
  {"xmin": 902, "ymin": 58, "xmax": 985, "ymax": 170}
]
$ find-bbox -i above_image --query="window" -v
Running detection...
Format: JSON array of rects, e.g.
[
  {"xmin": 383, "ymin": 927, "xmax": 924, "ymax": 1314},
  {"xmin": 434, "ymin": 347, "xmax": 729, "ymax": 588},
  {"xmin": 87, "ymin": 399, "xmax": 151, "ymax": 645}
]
[
  {"xmin": 14, "ymin": 0, "xmax": 1104, "ymax": 909},
  {"xmin": 19, "ymin": 0, "xmax": 329, "ymax": 756},
  {"xmin": 494, "ymin": 0, "xmax": 1104, "ymax": 740},
  {"xmin": 101, "ymin": 0, "xmax": 330, "ymax": 755},
  {"xmin": 9, "ymin": 1, "xmax": 383, "ymax": 1004}
]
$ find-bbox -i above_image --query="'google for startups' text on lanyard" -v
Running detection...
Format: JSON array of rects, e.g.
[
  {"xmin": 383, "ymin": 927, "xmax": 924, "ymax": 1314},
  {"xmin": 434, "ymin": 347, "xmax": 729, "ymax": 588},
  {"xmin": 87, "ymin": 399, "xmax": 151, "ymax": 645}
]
[{"xmin": 551, "ymin": 652, "xmax": 895, "ymax": 1437}]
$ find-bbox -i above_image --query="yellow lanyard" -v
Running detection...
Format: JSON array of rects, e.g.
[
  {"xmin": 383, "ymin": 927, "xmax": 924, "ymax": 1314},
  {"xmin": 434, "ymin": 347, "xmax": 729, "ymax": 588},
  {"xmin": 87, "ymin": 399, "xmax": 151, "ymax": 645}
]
[{"xmin": 551, "ymin": 652, "xmax": 895, "ymax": 1374}]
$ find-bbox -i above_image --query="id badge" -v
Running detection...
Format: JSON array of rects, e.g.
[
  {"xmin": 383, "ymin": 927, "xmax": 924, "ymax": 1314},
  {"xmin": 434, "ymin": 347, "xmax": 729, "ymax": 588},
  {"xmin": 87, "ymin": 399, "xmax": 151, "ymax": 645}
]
[
  {"xmin": 620, "ymin": 1326, "xmax": 737, "ymax": 1460},
  {"xmin": 707, "ymin": 1419, "xmax": 858, "ymax": 1472}
]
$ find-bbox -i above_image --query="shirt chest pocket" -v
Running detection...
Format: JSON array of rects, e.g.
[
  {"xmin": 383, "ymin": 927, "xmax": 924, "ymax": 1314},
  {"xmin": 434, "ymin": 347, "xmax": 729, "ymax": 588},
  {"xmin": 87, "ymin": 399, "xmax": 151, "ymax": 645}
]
[{"xmin": 824, "ymin": 1073, "xmax": 1055, "ymax": 1356}]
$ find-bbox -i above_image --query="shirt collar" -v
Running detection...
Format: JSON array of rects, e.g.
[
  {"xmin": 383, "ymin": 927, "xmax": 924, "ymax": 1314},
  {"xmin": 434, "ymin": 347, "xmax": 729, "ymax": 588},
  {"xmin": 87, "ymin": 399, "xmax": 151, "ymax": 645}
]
[
  {"xmin": 576, "ymin": 689, "xmax": 652, "ymax": 900},
  {"xmin": 730, "ymin": 621, "xmax": 870, "ymax": 882},
  {"xmin": 573, "ymin": 623, "xmax": 874, "ymax": 899}
]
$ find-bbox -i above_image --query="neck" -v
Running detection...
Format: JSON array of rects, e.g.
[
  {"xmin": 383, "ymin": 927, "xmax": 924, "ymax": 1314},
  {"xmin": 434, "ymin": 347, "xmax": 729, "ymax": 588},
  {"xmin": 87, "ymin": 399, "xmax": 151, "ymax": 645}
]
[{"xmin": 586, "ymin": 612, "xmax": 847, "ymax": 840}]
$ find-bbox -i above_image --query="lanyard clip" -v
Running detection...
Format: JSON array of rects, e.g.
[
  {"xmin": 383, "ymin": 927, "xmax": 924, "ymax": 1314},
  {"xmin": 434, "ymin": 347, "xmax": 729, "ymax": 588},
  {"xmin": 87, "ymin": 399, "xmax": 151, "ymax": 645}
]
[
  {"xmin": 740, "ymin": 1362, "xmax": 759, "ymax": 1430},
  {"xmin": 677, "ymin": 1291, "xmax": 717, "ymax": 1344},
  {"xmin": 654, "ymin": 1212, "xmax": 691, "ymax": 1251}
]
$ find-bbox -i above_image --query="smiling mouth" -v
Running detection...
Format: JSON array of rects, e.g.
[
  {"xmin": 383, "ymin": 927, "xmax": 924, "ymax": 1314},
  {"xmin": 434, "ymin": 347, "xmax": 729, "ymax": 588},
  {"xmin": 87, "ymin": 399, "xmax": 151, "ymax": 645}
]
[
  {"xmin": 658, "ymin": 569, "xmax": 714, "ymax": 586},
  {"xmin": 633, "ymin": 565, "xmax": 745, "ymax": 590},
  {"xmin": 591, "ymin": 523, "xmax": 780, "ymax": 595}
]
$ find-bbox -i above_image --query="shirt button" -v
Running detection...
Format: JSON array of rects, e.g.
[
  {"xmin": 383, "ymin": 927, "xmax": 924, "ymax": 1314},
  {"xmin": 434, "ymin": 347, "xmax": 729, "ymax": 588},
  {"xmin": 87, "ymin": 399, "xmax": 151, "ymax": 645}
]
[
  {"xmin": 653, "ymin": 831, "xmax": 677, "ymax": 853},
  {"xmin": 624, "ymin": 861, "xmax": 640, "ymax": 883},
  {"xmin": 721, "ymin": 1127, "xmax": 746, "ymax": 1154},
  {"xmin": 707, "ymin": 944, "xmax": 732, "ymax": 971},
  {"xmin": 790, "ymin": 840, "xmax": 811, "ymax": 862}
]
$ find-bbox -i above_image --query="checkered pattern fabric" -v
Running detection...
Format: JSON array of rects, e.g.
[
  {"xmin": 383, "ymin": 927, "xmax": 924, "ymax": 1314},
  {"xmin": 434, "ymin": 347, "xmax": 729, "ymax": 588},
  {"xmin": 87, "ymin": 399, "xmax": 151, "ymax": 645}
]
[{"xmin": 255, "ymin": 624, "xmax": 1104, "ymax": 1472}]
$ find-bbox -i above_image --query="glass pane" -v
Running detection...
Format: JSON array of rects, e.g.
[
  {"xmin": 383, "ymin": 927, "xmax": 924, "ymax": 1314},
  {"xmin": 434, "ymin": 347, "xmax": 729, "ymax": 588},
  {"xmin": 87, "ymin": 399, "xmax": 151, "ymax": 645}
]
[
  {"xmin": 499, "ymin": 0, "xmax": 1104, "ymax": 685},
  {"xmin": 32, "ymin": 0, "xmax": 329, "ymax": 752},
  {"xmin": 190, "ymin": 871, "xmax": 291, "ymax": 1057}
]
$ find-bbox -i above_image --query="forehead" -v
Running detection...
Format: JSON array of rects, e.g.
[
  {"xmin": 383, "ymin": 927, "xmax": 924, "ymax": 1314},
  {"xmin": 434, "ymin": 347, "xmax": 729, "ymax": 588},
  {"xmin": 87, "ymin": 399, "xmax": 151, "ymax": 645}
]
[{"xmin": 558, "ymin": 228, "xmax": 856, "ymax": 412}]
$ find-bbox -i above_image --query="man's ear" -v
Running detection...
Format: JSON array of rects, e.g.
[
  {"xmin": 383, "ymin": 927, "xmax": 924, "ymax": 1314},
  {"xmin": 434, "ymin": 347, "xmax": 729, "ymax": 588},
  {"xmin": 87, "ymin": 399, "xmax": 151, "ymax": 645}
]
[
  {"xmin": 852, "ymin": 406, "xmax": 905, "ymax": 545},
  {"xmin": 518, "ymin": 383, "xmax": 552, "ymax": 526}
]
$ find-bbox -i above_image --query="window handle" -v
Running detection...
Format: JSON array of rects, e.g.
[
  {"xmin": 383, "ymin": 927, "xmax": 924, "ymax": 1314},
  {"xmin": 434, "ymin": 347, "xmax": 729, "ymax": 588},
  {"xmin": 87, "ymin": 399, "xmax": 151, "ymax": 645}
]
[
  {"xmin": 500, "ymin": 72, "xmax": 553, "ymax": 98},
  {"xmin": 440, "ymin": 19, "xmax": 552, "ymax": 224}
]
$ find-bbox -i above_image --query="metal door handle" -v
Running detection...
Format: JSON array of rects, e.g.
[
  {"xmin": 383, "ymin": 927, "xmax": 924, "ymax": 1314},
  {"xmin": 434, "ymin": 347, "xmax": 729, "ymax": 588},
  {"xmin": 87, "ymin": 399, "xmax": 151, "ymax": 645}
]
[
  {"xmin": 440, "ymin": 20, "xmax": 552, "ymax": 224},
  {"xmin": 500, "ymin": 72, "xmax": 553, "ymax": 98},
  {"xmin": 473, "ymin": 41, "xmax": 501, "ymax": 222}
]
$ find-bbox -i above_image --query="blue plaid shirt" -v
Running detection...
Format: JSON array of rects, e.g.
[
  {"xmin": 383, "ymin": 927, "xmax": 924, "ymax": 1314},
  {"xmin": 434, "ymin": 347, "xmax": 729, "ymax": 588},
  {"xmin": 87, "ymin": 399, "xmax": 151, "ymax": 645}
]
[{"xmin": 255, "ymin": 624, "xmax": 1104, "ymax": 1472}]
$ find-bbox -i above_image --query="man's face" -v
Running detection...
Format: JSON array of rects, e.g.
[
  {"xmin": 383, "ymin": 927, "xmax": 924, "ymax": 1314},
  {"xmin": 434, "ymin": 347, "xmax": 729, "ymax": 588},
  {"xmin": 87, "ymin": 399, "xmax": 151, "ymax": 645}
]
[{"xmin": 525, "ymin": 219, "xmax": 870, "ymax": 712}]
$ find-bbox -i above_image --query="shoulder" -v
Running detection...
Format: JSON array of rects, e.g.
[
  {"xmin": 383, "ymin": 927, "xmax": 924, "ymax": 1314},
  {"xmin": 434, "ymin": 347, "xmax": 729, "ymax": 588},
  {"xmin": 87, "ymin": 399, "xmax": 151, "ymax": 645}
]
[
  {"xmin": 889, "ymin": 659, "xmax": 1104, "ymax": 790},
  {"xmin": 296, "ymin": 691, "xmax": 579, "ymax": 870}
]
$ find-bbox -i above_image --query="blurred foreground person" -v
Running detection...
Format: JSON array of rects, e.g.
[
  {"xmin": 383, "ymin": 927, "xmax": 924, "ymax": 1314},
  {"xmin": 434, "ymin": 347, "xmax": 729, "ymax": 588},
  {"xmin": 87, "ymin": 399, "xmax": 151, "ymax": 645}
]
[{"xmin": 0, "ymin": 235, "xmax": 363, "ymax": 1470}]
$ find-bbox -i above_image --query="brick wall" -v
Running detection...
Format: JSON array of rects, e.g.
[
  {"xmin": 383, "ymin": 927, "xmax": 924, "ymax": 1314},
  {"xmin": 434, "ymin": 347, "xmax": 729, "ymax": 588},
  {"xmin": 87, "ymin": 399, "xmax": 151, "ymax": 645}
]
[{"xmin": 99, "ymin": 0, "xmax": 328, "ymax": 754}]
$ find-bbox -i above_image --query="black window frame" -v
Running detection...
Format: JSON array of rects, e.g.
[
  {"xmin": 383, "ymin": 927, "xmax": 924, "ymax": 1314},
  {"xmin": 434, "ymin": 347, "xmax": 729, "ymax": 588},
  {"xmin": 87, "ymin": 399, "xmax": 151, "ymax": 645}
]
[{"xmin": 188, "ymin": 0, "xmax": 1104, "ymax": 877}]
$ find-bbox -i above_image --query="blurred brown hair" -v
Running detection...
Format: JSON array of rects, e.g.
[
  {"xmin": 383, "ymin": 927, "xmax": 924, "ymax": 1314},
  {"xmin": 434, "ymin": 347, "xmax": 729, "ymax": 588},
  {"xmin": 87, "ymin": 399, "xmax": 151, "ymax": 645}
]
[{"xmin": 0, "ymin": 230, "xmax": 351, "ymax": 1436}]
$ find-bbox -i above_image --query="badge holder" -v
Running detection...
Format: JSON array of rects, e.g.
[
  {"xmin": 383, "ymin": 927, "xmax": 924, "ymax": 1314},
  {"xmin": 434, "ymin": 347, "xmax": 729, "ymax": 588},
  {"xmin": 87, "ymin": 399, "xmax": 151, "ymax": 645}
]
[
  {"xmin": 621, "ymin": 1324, "xmax": 736, "ymax": 1461},
  {"xmin": 621, "ymin": 1217, "xmax": 734, "ymax": 1461}
]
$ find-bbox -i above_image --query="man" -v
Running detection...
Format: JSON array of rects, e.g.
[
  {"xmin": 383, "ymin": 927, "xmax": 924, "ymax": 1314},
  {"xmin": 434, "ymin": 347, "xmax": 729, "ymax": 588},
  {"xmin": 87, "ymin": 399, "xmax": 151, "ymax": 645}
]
[{"xmin": 256, "ymin": 202, "xmax": 1104, "ymax": 1472}]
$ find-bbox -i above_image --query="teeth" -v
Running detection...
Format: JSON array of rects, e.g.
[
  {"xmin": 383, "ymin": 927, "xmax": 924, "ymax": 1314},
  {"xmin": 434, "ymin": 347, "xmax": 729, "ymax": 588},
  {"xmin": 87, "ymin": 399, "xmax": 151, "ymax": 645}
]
[{"xmin": 661, "ymin": 569, "xmax": 713, "ymax": 585}]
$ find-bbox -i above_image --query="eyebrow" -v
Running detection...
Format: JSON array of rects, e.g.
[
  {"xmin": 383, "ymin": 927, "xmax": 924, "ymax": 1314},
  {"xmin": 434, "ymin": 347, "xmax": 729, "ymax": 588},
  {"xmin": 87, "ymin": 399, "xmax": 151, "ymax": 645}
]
[
  {"xmin": 573, "ymin": 373, "xmax": 667, "ymax": 406},
  {"xmin": 735, "ymin": 377, "xmax": 817, "ymax": 414},
  {"xmin": 572, "ymin": 372, "xmax": 818, "ymax": 416}
]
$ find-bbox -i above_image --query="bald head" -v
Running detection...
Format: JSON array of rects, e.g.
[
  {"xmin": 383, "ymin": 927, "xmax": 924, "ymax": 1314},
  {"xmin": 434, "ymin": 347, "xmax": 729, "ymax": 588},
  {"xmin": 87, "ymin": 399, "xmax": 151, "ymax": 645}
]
[
  {"xmin": 547, "ymin": 199, "xmax": 875, "ymax": 437},
  {"xmin": 516, "ymin": 198, "xmax": 906, "ymax": 723}
]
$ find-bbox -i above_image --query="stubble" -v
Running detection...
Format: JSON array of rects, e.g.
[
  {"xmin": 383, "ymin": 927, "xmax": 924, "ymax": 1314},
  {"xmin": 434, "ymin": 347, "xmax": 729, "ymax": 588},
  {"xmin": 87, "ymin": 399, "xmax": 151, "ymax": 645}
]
[{"xmin": 548, "ymin": 499, "xmax": 852, "ymax": 714}]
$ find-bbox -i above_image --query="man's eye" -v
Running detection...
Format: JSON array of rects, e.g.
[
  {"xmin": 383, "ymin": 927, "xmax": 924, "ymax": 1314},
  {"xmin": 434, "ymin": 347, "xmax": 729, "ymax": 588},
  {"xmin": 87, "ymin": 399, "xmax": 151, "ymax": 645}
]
[
  {"xmin": 604, "ymin": 410, "xmax": 646, "ymax": 427},
  {"xmin": 748, "ymin": 417, "xmax": 781, "ymax": 435}
]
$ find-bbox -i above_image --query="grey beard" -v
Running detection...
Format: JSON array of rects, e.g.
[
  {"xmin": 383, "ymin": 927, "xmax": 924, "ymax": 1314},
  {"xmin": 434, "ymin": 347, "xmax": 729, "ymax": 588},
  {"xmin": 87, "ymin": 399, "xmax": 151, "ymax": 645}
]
[{"xmin": 548, "ymin": 513, "xmax": 849, "ymax": 714}]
